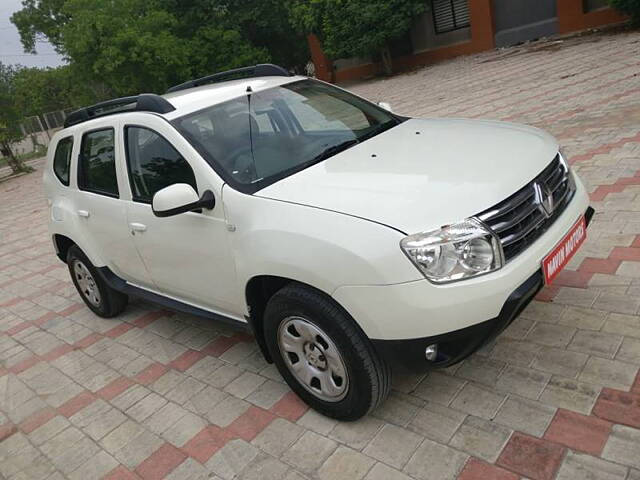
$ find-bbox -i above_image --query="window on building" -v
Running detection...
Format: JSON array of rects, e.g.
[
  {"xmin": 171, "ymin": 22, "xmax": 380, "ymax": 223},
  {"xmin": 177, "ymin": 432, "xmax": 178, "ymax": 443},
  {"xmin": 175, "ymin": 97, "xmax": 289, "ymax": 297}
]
[
  {"xmin": 432, "ymin": 0, "xmax": 471, "ymax": 34},
  {"xmin": 125, "ymin": 126, "xmax": 197, "ymax": 203},
  {"xmin": 78, "ymin": 128, "xmax": 119, "ymax": 197},
  {"xmin": 53, "ymin": 136, "xmax": 73, "ymax": 186}
]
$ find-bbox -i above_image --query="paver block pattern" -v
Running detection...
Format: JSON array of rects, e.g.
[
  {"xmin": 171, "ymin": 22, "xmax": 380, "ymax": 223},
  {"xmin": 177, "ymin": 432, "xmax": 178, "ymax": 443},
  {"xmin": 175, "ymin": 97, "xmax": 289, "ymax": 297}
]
[{"xmin": 2, "ymin": 29, "xmax": 640, "ymax": 480}]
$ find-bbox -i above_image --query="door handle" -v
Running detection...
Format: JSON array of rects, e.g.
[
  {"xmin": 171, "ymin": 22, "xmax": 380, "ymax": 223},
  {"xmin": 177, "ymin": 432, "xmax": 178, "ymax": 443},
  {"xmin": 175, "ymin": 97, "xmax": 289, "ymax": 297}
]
[
  {"xmin": 129, "ymin": 222, "xmax": 147, "ymax": 233},
  {"xmin": 77, "ymin": 210, "xmax": 90, "ymax": 218}
]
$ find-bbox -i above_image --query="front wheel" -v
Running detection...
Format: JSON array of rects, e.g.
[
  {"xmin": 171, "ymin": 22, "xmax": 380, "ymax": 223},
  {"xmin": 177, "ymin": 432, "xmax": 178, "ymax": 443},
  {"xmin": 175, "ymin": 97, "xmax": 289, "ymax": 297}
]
[{"xmin": 264, "ymin": 284, "xmax": 391, "ymax": 420}]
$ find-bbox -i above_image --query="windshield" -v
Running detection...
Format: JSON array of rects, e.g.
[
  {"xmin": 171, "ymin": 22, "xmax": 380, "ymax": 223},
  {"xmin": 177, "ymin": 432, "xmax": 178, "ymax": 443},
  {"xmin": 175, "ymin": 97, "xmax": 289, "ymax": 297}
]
[{"xmin": 172, "ymin": 79, "xmax": 399, "ymax": 193}]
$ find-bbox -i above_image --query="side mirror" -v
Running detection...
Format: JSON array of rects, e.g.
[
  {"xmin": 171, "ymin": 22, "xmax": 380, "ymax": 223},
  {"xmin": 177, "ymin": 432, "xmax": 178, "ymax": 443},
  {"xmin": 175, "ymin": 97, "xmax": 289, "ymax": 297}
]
[
  {"xmin": 152, "ymin": 184, "xmax": 215, "ymax": 218},
  {"xmin": 378, "ymin": 101, "xmax": 392, "ymax": 112}
]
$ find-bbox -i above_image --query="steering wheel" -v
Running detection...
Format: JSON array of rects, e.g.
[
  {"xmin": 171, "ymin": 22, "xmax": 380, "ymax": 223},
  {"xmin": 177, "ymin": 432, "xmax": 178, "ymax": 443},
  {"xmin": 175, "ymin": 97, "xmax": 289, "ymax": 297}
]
[
  {"xmin": 225, "ymin": 143, "xmax": 293, "ymax": 184},
  {"xmin": 224, "ymin": 145, "xmax": 257, "ymax": 183}
]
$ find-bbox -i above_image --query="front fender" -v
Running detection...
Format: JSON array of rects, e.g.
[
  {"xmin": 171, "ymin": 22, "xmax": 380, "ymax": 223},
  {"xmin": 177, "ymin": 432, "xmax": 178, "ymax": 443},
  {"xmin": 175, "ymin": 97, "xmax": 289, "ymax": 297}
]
[{"xmin": 223, "ymin": 187, "xmax": 422, "ymax": 302}]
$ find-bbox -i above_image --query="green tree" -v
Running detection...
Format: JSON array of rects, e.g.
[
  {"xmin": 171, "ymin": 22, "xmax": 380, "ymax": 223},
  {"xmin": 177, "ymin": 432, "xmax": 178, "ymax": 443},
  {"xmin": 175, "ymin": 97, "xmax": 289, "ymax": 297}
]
[
  {"xmin": 12, "ymin": 0, "xmax": 266, "ymax": 95},
  {"xmin": 58, "ymin": 0, "xmax": 194, "ymax": 95},
  {"xmin": 13, "ymin": 67, "xmax": 64, "ymax": 117},
  {"xmin": 11, "ymin": 0, "xmax": 69, "ymax": 54},
  {"xmin": 12, "ymin": 65, "xmax": 83, "ymax": 116},
  {"xmin": 0, "ymin": 63, "xmax": 33, "ymax": 174},
  {"xmin": 609, "ymin": 0, "xmax": 640, "ymax": 24},
  {"xmin": 10, "ymin": 65, "xmax": 109, "ymax": 136},
  {"xmin": 289, "ymin": 0, "xmax": 427, "ymax": 75},
  {"xmin": 219, "ymin": 0, "xmax": 310, "ymax": 71},
  {"xmin": 10, "ymin": 0, "xmax": 305, "ymax": 96}
]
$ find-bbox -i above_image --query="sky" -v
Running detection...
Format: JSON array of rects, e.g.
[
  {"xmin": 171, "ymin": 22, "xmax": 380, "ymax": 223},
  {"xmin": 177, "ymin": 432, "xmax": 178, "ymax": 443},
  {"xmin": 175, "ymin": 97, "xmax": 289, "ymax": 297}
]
[{"xmin": 0, "ymin": 0, "xmax": 66, "ymax": 68}]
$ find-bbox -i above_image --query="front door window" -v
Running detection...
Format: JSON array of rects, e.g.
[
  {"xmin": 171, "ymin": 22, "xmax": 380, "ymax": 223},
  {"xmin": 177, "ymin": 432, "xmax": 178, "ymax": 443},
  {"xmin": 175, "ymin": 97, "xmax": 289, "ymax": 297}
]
[{"xmin": 125, "ymin": 126, "xmax": 198, "ymax": 203}]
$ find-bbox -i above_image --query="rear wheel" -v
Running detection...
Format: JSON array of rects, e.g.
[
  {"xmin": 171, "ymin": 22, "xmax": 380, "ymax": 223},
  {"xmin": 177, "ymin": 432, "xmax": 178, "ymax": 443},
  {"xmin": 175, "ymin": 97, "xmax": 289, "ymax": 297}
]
[
  {"xmin": 264, "ymin": 283, "xmax": 391, "ymax": 420},
  {"xmin": 67, "ymin": 245, "xmax": 128, "ymax": 318}
]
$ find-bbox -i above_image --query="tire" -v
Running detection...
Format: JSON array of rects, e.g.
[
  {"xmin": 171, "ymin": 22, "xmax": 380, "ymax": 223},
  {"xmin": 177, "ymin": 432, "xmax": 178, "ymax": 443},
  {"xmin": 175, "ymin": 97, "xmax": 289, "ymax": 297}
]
[
  {"xmin": 66, "ymin": 245, "xmax": 128, "ymax": 318},
  {"xmin": 264, "ymin": 283, "xmax": 391, "ymax": 421}
]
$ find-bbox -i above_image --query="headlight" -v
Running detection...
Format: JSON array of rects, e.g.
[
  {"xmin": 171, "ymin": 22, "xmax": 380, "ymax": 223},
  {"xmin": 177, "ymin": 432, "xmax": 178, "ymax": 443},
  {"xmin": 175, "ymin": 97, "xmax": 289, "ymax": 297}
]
[
  {"xmin": 400, "ymin": 218, "xmax": 503, "ymax": 283},
  {"xmin": 558, "ymin": 150, "xmax": 570, "ymax": 171},
  {"xmin": 558, "ymin": 150, "xmax": 575, "ymax": 189}
]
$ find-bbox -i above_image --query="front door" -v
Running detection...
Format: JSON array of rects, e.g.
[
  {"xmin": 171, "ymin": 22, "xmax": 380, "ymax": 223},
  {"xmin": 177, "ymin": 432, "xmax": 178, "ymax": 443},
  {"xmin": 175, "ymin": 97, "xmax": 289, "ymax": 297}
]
[{"xmin": 120, "ymin": 114, "xmax": 242, "ymax": 318}]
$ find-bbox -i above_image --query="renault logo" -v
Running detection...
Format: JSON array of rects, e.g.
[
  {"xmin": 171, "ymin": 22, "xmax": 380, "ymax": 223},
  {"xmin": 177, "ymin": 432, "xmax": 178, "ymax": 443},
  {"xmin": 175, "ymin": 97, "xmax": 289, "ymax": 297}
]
[{"xmin": 534, "ymin": 182, "xmax": 554, "ymax": 217}]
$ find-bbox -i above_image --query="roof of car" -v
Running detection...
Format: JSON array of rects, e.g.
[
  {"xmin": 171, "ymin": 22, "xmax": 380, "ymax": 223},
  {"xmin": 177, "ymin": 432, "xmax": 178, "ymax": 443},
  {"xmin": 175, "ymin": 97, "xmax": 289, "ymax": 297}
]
[
  {"xmin": 50, "ymin": 74, "xmax": 314, "ymax": 149},
  {"xmin": 161, "ymin": 74, "xmax": 306, "ymax": 120},
  {"xmin": 61, "ymin": 64, "xmax": 308, "ymax": 131}
]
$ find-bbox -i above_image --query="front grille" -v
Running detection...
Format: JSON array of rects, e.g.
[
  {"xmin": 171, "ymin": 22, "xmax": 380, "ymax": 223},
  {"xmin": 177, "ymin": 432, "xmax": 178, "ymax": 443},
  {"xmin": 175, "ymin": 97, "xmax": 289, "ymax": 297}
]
[{"xmin": 476, "ymin": 155, "xmax": 575, "ymax": 262}]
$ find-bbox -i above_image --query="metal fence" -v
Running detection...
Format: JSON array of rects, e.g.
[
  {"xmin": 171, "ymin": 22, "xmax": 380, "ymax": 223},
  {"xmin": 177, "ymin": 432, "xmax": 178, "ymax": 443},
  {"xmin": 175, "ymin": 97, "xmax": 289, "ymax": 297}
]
[
  {"xmin": 21, "ymin": 108, "xmax": 72, "ymax": 136},
  {"xmin": 42, "ymin": 110, "xmax": 67, "ymax": 129},
  {"xmin": 8, "ymin": 109, "xmax": 72, "ymax": 158},
  {"xmin": 21, "ymin": 116, "xmax": 46, "ymax": 136}
]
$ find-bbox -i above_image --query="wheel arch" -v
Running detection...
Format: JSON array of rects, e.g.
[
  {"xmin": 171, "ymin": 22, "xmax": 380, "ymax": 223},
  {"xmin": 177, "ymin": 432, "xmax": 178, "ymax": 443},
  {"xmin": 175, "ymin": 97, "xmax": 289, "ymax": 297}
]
[
  {"xmin": 50, "ymin": 230, "xmax": 106, "ymax": 267},
  {"xmin": 245, "ymin": 275, "xmax": 346, "ymax": 363},
  {"xmin": 52, "ymin": 234, "xmax": 76, "ymax": 263}
]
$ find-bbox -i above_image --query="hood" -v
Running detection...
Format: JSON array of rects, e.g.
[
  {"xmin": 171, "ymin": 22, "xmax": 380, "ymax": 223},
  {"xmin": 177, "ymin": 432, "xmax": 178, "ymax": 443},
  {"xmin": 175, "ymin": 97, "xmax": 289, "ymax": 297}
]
[{"xmin": 256, "ymin": 118, "xmax": 559, "ymax": 234}]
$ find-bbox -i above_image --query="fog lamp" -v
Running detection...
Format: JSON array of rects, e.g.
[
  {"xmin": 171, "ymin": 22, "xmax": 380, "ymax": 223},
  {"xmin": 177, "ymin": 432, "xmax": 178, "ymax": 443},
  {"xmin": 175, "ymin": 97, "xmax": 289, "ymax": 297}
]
[{"xmin": 425, "ymin": 344, "xmax": 438, "ymax": 361}]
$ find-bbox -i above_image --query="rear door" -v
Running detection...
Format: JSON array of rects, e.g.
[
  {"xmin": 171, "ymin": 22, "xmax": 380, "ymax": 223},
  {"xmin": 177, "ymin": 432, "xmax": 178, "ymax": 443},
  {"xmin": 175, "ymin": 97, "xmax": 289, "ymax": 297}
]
[{"xmin": 72, "ymin": 119, "xmax": 154, "ymax": 287}]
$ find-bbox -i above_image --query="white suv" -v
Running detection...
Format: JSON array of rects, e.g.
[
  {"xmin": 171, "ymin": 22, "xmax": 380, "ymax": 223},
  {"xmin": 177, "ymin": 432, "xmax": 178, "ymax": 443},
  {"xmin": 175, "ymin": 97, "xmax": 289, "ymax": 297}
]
[{"xmin": 43, "ymin": 64, "xmax": 592, "ymax": 420}]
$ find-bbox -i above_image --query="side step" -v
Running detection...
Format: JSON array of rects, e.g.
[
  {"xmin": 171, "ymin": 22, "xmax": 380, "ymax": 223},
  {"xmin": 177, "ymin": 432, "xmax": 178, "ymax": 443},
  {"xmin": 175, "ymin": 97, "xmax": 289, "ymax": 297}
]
[{"xmin": 95, "ymin": 266, "xmax": 251, "ymax": 332}]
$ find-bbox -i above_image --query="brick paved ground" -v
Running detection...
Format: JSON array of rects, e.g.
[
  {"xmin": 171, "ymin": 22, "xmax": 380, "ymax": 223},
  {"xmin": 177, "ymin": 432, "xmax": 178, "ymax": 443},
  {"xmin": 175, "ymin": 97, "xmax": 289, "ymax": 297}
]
[{"xmin": 2, "ymin": 29, "xmax": 640, "ymax": 480}]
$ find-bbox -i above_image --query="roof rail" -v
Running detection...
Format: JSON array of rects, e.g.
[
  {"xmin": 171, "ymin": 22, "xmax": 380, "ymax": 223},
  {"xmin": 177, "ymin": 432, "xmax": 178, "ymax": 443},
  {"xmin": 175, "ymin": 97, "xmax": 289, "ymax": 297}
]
[
  {"xmin": 166, "ymin": 63, "xmax": 292, "ymax": 94},
  {"xmin": 64, "ymin": 94, "xmax": 176, "ymax": 128}
]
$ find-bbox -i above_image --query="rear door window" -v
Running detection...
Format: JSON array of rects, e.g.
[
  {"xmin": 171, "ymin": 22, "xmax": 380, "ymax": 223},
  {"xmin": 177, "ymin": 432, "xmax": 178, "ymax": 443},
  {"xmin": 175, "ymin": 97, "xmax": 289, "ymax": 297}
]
[{"xmin": 78, "ymin": 128, "xmax": 119, "ymax": 197}]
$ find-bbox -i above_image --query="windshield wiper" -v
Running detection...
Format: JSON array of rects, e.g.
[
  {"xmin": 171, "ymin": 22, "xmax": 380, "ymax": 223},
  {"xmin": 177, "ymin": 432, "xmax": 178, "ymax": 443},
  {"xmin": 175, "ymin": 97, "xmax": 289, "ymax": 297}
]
[
  {"xmin": 309, "ymin": 139, "xmax": 359, "ymax": 163},
  {"xmin": 264, "ymin": 139, "xmax": 360, "ymax": 185},
  {"xmin": 358, "ymin": 120, "xmax": 398, "ymax": 142}
]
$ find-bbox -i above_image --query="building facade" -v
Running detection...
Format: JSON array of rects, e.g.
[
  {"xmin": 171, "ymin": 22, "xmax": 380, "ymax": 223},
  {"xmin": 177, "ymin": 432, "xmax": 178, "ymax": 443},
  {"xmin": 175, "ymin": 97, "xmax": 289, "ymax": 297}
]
[{"xmin": 309, "ymin": 0, "xmax": 627, "ymax": 83}]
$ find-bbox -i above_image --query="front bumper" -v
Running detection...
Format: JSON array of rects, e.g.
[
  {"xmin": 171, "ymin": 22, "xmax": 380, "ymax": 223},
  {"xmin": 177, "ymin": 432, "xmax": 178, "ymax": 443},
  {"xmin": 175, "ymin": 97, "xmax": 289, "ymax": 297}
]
[
  {"xmin": 371, "ymin": 205, "xmax": 594, "ymax": 372},
  {"xmin": 372, "ymin": 270, "xmax": 543, "ymax": 371},
  {"xmin": 333, "ymin": 176, "xmax": 590, "ymax": 341}
]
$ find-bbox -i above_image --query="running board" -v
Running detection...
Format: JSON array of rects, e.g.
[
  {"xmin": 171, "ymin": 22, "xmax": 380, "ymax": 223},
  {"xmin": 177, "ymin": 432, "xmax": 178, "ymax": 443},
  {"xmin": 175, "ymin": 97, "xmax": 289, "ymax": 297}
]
[{"xmin": 95, "ymin": 267, "xmax": 251, "ymax": 332}]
